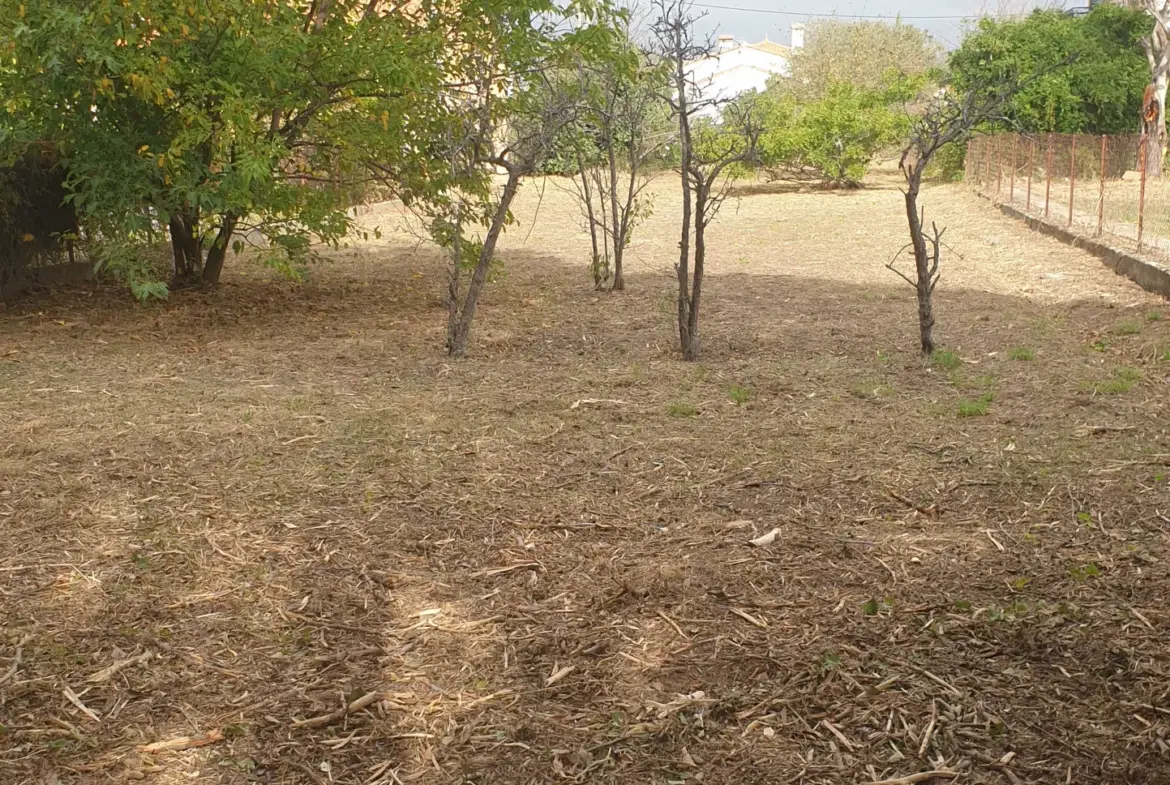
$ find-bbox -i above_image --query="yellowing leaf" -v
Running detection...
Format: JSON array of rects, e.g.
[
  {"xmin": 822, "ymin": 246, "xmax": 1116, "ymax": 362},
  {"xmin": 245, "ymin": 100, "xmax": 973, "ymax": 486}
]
[
  {"xmin": 20, "ymin": 233, "xmax": 34, "ymax": 242},
  {"xmin": 380, "ymin": 111, "xmax": 389, "ymax": 131}
]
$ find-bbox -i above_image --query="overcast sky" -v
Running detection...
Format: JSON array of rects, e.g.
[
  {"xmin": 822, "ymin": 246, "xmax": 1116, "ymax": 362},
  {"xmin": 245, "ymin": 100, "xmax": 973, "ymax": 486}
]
[{"xmin": 681, "ymin": 1, "xmax": 1070, "ymax": 50}]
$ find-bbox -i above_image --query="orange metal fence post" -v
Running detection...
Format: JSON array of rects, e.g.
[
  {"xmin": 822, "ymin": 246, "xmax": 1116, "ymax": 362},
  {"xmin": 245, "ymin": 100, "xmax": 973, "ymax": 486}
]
[
  {"xmin": 1026, "ymin": 138, "xmax": 1034, "ymax": 211},
  {"xmin": 1139, "ymin": 134, "xmax": 1148, "ymax": 252},
  {"xmin": 1097, "ymin": 135, "xmax": 1106, "ymax": 237},
  {"xmin": 1068, "ymin": 135, "xmax": 1076, "ymax": 227},
  {"xmin": 1045, "ymin": 134, "xmax": 1053, "ymax": 219},
  {"xmin": 1009, "ymin": 134, "xmax": 1017, "ymax": 203}
]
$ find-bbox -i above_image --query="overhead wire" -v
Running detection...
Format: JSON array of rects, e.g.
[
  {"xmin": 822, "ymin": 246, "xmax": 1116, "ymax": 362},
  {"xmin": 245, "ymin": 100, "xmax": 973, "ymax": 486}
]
[{"xmin": 690, "ymin": 2, "xmax": 1034, "ymax": 21}]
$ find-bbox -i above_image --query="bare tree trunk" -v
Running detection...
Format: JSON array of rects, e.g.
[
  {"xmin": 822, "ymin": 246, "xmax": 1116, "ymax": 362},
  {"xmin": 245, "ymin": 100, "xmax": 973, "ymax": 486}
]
[
  {"xmin": 575, "ymin": 150, "xmax": 606, "ymax": 290},
  {"xmin": 446, "ymin": 202, "xmax": 462, "ymax": 351},
  {"xmin": 674, "ymin": 63, "xmax": 694, "ymax": 356},
  {"xmin": 607, "ymin": 145, "xmax": 624, "ymax": 291},
  {"xmin": 1147, "ymin": 74, "xmax": 1168, "ymax": 177},
  {"xmin": 169, "ymin": 212, "xmax": 202, "ymax": 287},
  {"xmin": 684, "ymin": 182, "xmax": 707, "ymax": 360},
  {"xmin": 200, "ymin": 214, "xmax": 238, "ymax": 287},
  {"xmin": 903, "ymin": 173, "xmax": 935, "ymax": 356},
  {"xmin": 449, "ymin": 170, "xmax": 522, "ymax": 358},
  {"xmin": 1143, "ymin": 3, "xmax": 1170, "ymax": 176},
  {"xmin": 615, "ymin": 149, "xmax": 640, "ymax": 293}
]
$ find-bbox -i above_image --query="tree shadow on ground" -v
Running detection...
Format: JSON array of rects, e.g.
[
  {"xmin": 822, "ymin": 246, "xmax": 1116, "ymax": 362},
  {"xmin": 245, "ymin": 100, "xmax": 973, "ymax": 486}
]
[{"xmin": 2, "ymin": 252, "xmax": 1168, "ymax": 784}]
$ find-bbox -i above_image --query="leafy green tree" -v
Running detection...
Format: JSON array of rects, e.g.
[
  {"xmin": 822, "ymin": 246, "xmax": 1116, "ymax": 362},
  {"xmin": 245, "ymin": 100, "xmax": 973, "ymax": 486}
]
[
  {"xmin": 949, "ymin": 4, "xmax": 1150, "ymax": 134},
  {"xmin": 0, "ymin": 0, "xmax": 613, "ymax": 300},
  {"xmin": 786, "ymin": 20, "xmax": 941, "ymax": 103},
  {"xmin": 749, "ymin": 75, "xmax": 919, "ymax": 186}
]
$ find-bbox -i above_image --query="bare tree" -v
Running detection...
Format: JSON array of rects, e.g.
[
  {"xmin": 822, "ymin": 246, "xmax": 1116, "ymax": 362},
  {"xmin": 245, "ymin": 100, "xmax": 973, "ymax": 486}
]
[
  {"xmin": 569, "ymin": 49, "xmax": 669, "ymax": 291},
  {"xmin": 893, "ymin": 69, "xmax": 1060, "ymax": 355},
  {"xmin": 653, "ymin": 0, "xmax": 758, "ymax": 360},
  {"xmin": 445, "ymin": 85, "xmax": 579, "ymax": 357},
  {"xmin": 1142, "ymin": 1, "xmax": 1170, "ymax": 176}
]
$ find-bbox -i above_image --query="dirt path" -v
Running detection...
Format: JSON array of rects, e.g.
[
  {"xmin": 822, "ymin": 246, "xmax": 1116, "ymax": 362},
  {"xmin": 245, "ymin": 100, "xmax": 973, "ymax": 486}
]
[{"xmin": 1, "ymin": 178, "xmax": 1168, "ymax": 785}]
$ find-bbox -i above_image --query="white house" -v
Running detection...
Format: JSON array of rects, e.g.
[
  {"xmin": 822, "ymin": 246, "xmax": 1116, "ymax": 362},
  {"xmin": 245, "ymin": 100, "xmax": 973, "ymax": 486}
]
[{"xmin": 687, "ymin": 23, "xmax": 804, "ymax": 119}]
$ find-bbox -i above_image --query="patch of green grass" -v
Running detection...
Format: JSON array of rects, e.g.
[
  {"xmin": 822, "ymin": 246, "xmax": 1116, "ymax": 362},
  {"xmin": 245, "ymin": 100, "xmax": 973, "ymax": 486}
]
[
  {"xmin": 1162, "ymin": 349, "xmax": 1170, "ymax": 363},
  {"xmin": 851, "ymin": 380, "xmax": 893, "ymax": 399},
  {"xmin": 819, "ymin": 652, "xmax": 842, "ymax": 672},
  {"xmin": 862, "ymin": 597, "xmax": 895, "ymax": 616},
  {"xmin": 1090, "ymin": 339, "xmax": 1109, "ymax": 353},
  {"xmin": 1069, "ymin": 563, "xmax": 1101, "ymax": 581},
  {"xmin": 876, "ymin": 351, "xmax": 891, "ymax": 364},
  {"xmin": 1147, "ymin": 311, "xmax": 1163, "ymax": 322},
  {"xmin": 1007, "ymin": 346, "xmax": 1035, "ymax": 361},
  {"xmin": 1085, "ymin": 366, "xmax": 1143, "ymax": 395},
  {"xmin": 957, "ymin": 393, "xmax": 994, "ymax": 417},
  {"xmin": 931, "ymin": 348, "xmax": 961, "ymax": 371},
  {"xmin": 729, "ymin": 384, "xmax": 751, "ymax": 405},
  {"xmin": 972, "ymin": 374, "xmax": 997, "ymax": 389},
  {"xmin": 1116, "ymin": 322, "xmax": 1142, "ymax": 336},
  {"xmin": 666, "ymin": 402, "xmax": 698, "ymax": 418}
]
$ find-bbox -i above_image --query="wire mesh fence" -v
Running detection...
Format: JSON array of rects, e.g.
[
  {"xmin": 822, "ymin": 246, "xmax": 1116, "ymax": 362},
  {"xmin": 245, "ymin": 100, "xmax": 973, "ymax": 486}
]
[{"xmin": 966, "ymin": 132, "xmax": 1170, "ymax": 263}]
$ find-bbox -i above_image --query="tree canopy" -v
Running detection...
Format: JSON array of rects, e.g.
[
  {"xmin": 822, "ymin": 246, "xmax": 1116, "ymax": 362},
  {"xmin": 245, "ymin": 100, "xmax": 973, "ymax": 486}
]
[
  {"xmin": 949, "ymin": 4, "xmax": 1150, "ymax": 135},
  {"xmin": 0, "ymin": 0, "xmax": 615, "ymax": 297},
  {"xmin": 785, "ymin": 20, "xmax": 942, "ymax": 103}
]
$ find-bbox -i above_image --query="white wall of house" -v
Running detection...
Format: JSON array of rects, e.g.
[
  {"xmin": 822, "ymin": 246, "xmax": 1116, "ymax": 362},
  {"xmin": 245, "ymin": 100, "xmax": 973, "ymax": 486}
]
[{"xmin": 686, "ymin": 24, "xmax": 803, "ymax": 120}]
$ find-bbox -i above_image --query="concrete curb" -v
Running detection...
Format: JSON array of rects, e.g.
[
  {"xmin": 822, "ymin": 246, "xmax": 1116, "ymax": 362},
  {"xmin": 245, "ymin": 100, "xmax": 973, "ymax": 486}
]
[{"xmin": 996, "ymin": 202, "xmax": 1170, "ymax": 299}]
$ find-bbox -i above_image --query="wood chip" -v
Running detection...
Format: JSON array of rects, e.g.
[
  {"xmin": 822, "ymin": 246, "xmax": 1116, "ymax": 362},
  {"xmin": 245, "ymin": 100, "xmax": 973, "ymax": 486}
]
[
  {"xmin": 729, "ymin": 607, "xmax": 767, "ymax": 628},
  {"xmin": 62, "ymin": 686, "xmax": 101, "ymax": 722},
  {"xmin": 87, "ymin": 651, "xmax": 153, "ymax": 683},
  {"xmin": 569, "ymin": 398, "xmax": 628, "ymax": 409},
  {"xmin": 862, "ymin": 771, "xmax": 958, "ymax": 785},
  {"xmin": 137, "ymin": 728, "xmax": 224, "ymax": 754},
  {"xmin": 749, "ymin": 527, "xmax": 781, "ymax": 547},
  {"xmin": 479, "ymin": 562, "xmax": 541, "ymax": 577},
  {"xmin": 546, "ymin": 664, "xmax": 575, "ymax": 686}
]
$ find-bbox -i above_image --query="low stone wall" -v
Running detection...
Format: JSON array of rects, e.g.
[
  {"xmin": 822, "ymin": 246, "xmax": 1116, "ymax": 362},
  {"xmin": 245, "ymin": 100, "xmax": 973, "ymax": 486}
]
[{"xmin": 995, "ymin": 202, "xmax": 1170, "ymax": 300}]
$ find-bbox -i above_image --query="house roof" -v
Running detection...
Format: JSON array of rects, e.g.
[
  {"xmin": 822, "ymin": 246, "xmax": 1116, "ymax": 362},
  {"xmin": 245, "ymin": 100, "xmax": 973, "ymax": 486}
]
[
  {"xmin": 688, "ymin": 38, "xmax": 790, "ymax": 65},
  {"xmin": 748, "ymin": 40, "xmax": 790, "ymax": 57}
]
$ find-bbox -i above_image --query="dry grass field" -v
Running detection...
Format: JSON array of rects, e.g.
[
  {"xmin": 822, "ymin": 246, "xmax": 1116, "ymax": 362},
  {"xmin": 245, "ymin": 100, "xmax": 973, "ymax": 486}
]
[{"xmin": 2, "ymin": 172, "xmax": 1169, "ymax": 785}]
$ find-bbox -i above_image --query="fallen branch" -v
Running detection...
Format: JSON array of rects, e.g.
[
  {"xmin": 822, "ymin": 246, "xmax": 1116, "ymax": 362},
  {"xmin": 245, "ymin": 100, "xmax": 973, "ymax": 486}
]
[
  {"xmin": 729, "ymin": 607, "xmax": 767, "ymax": 629},
  {"xmin": 546, "ymin": 665, "xmax": 575, "ymax": 686},
  {"xmin": 862, "ymin": 771, "xmax": 958, "ymax": 785},
  {"xmin": 569, "ymin": 398, "xmax": 629, "ymax": 410},
  {"xmin": 478, "ymin": 562, "xmax": 541, "ymax": 577},
  {"xmin": 0, "ymin": 634, "xmax": 31, "ymax": 686},
  {"xmin": 138, "ymin": 728, "xmax": 224, "ymax": 754},
  {"xmin": 63, "ymin": 686, "xmax": 101, "ymax": 722},
  {"xmin": 87, "ymin": 651, "xmax": 153, "ymax": 683},
  {"xmin": 293, "ymin": 691, "xmax": 385, "ymax": 729}
]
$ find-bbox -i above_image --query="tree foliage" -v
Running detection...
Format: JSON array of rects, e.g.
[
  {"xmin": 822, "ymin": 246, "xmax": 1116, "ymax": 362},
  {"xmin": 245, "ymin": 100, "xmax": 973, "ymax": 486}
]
[
  {"xmin": 750, "ymin": 74, "xmax": 920, "ymax": 186},
  {"xmin": 0, "ymin": 0, "xmax": 615, "ymax": 298},
  {"xmin": 949, "ymin": 4, "xmax": 1150, "ymax": 134},
  {"xmin": 786, "ymin": 20, "xmax": 941, "ymax": 103}
]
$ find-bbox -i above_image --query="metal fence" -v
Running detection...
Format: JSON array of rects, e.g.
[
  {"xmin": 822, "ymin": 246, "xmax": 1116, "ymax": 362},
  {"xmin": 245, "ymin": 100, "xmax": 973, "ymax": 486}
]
[{"xmin": 966, "ymin": 133, "xmax": 1170, "ymax": 263}]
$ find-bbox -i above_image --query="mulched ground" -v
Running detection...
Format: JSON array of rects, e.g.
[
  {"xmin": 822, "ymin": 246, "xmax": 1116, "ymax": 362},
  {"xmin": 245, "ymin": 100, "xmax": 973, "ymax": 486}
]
[{"xmin": 2, "ymin": 174, "xmax": 1169, "ymax": 785}]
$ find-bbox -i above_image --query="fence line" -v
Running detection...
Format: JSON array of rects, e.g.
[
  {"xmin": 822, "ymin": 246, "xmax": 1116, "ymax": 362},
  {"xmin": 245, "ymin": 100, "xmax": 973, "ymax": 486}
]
[{"xmin": 964, "ymin": 132, "xmax": 1170, "ymax": 264}]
